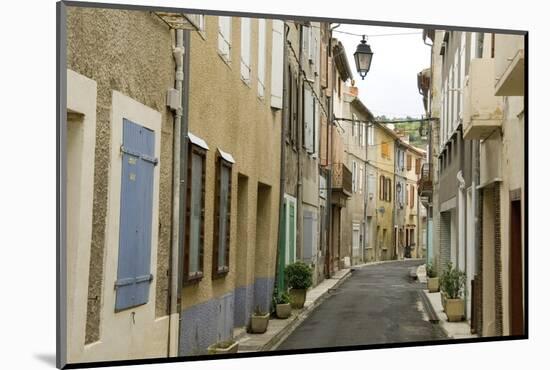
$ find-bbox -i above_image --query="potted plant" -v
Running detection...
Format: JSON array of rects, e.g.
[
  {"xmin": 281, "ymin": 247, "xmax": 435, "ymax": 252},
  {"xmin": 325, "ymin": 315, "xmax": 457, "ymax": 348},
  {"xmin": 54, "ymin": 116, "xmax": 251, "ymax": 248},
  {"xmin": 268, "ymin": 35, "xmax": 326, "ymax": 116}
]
[
  {"xmin": 444, "ymin": 263, "xmax": 467, "ymax": 322},
  {"xmin": 274, "ymin": 291, "xmax": 292, "ymax": 319},
  {"xmin": 426, "ymin": 262, "xmax": 439, "ymax": 293},
  {"xmin": 284, "ymin": 261, "xmax": 313, "ymax": 309},
  {"xmin": 439, "ymin": 262, "xmax": 452, "ymax": 312},
  {"xmin": 207, "ymin": 339, "xmax": 239, "ymax": 354},
  {"xmin": 250, "ymin": 305, "xmax": 270, "ymax": 333}
]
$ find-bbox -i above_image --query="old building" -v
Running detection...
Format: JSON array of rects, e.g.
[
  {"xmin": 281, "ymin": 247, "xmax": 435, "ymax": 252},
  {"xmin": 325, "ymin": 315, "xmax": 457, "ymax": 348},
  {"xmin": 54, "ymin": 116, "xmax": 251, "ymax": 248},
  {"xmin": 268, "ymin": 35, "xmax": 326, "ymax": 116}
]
[
  {"xmin": 328, "ymin": 38, "xmax": 355, "ymax": 271},
  {"xmin": 180, "ymin": 15, "xmax": 283, "ymax": 355},
  {"xmin": 277, "ymin": 20, "xmax": 324, "ymax": 291},
  {"xmin": 369, "ymin": 122, "xmax": 398, "ymax": 261},
  {"xmin": 66, "ymin": 7, "xmax": 193, "ymax": 362},
  {"xmin": 65, "ymin": 7, "xmax": 285, "ymax": 360},
  {"xmin": 421, "ymin": 28, "xmax": 525, "ymax": 336}
]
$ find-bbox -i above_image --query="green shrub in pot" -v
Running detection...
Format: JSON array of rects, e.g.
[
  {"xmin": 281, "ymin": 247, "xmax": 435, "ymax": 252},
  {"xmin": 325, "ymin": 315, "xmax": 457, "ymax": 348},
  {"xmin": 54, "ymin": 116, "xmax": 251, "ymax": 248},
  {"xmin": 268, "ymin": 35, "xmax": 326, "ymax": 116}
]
[{"xmin": 284, "ymin": 261, "xmax": 313, "ymax": 309}]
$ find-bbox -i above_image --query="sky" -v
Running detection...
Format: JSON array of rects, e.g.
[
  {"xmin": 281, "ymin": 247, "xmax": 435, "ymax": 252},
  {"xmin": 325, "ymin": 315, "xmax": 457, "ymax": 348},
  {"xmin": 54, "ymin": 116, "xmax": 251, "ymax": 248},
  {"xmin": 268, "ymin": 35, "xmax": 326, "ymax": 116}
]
[{"xmin": 335, "ymin": 24, "xmax": 431, "ymax": 119}]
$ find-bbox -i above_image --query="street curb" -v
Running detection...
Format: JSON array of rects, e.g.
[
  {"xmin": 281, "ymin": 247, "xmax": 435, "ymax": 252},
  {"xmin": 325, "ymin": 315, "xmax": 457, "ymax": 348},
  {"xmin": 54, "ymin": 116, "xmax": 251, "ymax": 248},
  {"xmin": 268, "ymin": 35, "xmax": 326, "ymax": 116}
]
[
  {"xmin": 266, "ymin": 270, "xmax": 353, "ymax": 351},
  {"xmin": 419, "ymin": 289, "xmax": 439, "ymax": 323}
]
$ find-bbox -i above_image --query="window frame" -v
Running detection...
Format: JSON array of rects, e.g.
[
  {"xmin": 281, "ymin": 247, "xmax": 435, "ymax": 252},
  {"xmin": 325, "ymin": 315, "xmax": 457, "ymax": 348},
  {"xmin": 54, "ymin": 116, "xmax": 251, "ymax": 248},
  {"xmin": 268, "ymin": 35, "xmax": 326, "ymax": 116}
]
[
  {"xmin": 183, "ymin": 143, "xmax": 207, "ymax": 285},
  {"xmin": 212, "ymin": 154, "xmax": 233, "ymax": 279}
]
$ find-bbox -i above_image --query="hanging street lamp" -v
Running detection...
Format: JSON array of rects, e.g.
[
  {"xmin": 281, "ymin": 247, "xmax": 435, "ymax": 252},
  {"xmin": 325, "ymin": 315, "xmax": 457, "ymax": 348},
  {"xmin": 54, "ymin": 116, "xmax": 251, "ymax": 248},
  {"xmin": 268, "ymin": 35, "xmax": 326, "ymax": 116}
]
[{"xmin": 354, "ymin": 35, "xmax": 374, "ymax": 80}]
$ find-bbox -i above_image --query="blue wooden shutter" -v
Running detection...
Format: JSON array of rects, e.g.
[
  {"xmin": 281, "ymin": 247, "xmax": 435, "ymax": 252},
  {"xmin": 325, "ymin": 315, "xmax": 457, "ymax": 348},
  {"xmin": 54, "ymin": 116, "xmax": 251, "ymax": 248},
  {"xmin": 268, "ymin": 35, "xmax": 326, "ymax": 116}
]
[{"xmin": 115, "ymin": 119, "xmax": 156, "ymax": 311}]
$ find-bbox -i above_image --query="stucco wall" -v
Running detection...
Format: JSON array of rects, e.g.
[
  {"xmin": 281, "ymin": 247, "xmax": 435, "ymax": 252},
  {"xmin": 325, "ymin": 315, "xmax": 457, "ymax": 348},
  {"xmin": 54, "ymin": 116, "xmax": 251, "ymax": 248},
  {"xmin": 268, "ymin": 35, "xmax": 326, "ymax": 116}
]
[
  {"xmin": 373, "ymin": 126, "xmax": 395, "ymax": 260},
  {"xmin": 180, "ymin": 15, "xmax": 282, "ymax": 354},
  {"xmin": 66, "ymin": 6, "xmax": 175, "ymax": 356}
]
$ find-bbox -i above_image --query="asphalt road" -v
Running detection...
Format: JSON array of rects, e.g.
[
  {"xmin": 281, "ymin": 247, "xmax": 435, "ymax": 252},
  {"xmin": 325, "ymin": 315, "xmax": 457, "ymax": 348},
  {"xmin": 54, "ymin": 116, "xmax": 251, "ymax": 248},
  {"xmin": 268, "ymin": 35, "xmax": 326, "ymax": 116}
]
[{"xmin": 276, "ymin": 260, "xmax": 447, "ymax": 350}]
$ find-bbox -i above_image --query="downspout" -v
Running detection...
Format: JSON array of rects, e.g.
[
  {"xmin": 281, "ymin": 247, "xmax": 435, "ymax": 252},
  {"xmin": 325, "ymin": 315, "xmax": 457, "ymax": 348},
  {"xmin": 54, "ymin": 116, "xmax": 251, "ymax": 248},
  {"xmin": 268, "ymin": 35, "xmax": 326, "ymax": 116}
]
[
  {"xmin": 274, "ymin": 24, "xmax": 289, "ymax": 296},
  {"xmin": 296, "ymin": 25, "xmax": 304, "ymax": 262},
  {"xmin": 168, "ymin": 29, "xmax": 185, "ymax": 357}
]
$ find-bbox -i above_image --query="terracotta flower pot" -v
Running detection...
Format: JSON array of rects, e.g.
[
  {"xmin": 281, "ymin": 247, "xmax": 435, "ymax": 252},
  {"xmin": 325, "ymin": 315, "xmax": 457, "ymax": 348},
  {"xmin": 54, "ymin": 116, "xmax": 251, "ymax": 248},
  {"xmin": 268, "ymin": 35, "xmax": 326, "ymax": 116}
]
[
  {"xmin": 446, "ymin": 298, "xmax": 465, "ymax": 322},
  {"xmin": 427, "ymin": 277, "xmax": 439, "ymax": 293},
  {"xmin": 276, "ymin": 303, "xmax": 292, "ymax": 319},
  {"xmin": 289, "ymin": 288, "xmax": 307, "ymax": 309},
  {"xmin": 250, "ymin": 312, "xmax": 270, "ymax": 333},
  {"xmin": 207, "ymin": 340, "xmax": 239, "ymax": 354}
]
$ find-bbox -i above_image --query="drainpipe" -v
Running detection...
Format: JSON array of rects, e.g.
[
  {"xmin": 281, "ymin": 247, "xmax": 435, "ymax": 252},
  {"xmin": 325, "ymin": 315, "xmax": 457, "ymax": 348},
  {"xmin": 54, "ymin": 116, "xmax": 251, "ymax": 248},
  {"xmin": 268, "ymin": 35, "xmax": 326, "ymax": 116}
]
[
  {"xmin": 167, "ymin": 29, "xmax": 185, "ymax": 358},
  {"xmin": 274, "ymin": 23, "xmax": 289, "ymax": 297},
  {"xmin": 296, "ymin": 25, "xmax": 304, "ymax": 262}
]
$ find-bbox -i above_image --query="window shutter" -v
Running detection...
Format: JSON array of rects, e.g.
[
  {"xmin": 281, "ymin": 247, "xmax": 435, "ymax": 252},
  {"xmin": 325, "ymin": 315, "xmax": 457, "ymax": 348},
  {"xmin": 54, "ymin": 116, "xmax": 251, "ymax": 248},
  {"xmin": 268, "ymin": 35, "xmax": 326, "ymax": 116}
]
[
  {"xmin": 257, "ymin": 19, "xmax": 266, "ymax": 98},
  {"xmin": 359, "ymin": 166, "xmax": 363, "ymax": 193},
  {"xmin": 218, "ymin": 17, "xmax": 232, "ymax": 60},
  {"xmin": 415, "ymin": 158, "xmax": 421, "ymax": 175},
  {"xmin": 304, "ymin": 87, "xmax": 314, "ymax": 153},
  {"xmin": 309, "ymin": 29, "xmax": 315, "ymax": 62},
  {"xmin": 240, "ymin": 18, "xmax": 251, "ymax": 82},
  {"xmin": 314, "ymin": 101, "xmax": 319, "ymax": 156},
  {"xmin": 320, "ymin": 42, "xmax": 327, "ymax": 88},
  {"xmin": 289, "ymin": 201, "xmax": 296, "ymax": 264},
  {"xmin": 326, "ymin": 49, "xmax": 333, "ymax": 97},
  {"xmin": 271, "ymin": 20, "xmax": 284, "ymax": 109},
  {"xmin": 406, "ymin": 154, "xmax": 412, "ymax": 171},
  {"xmin": 115, "ymin": 119, "xmax": 156, "ymax": 311},
  {"xmin": 302, "ymin": 25, "xmax": 310, "ymax": 57}
]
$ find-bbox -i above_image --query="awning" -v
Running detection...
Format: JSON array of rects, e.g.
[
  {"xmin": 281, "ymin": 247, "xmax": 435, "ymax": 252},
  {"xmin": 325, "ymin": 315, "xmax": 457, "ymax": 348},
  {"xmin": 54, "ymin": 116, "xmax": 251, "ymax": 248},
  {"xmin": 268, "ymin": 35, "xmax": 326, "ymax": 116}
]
[
  {"xmin": 217, "ymin": 148, "xmax": 235, "ymax": 164},
  {"xmin": 188, "ymin": 132, "xmax": 209, "ymax": 150}
]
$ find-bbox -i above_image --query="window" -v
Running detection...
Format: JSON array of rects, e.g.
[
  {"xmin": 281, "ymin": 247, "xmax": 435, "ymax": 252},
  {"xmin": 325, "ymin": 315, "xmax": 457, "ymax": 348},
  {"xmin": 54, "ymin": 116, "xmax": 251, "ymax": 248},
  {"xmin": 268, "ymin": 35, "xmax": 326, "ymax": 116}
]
[
  {"xmin": 387, "ymin": 178, "xmax": 392, "ymax": 202},
  {"xmin": 379, "ymin": 175, "xmax": 384, "ymax": 200},
  {"xmin": 410, "ymin": 185, "xmax": 415, "ymax": 209},
  {"xmin": 415, "ymin": 158, "xmax": 421, "ymax": 175},
  {"xmin": 240, "ymin": 18, "xmax": 251, "ymax": 83},
  {"xmin": 213, "ymin": 151, "xmax": 234, "ymax": 277},
  {"xmin": 406, "ymin": 184, "xmax": 409, "ymax": 205},
  {"xmin": 367, "ymin": 124, "xmax": 374, "ymax": 146},
  {"xmin": 218, "ymin": 16, "xmax": 232, "ymax": 62},
  {"xmin": 361, "ymin": 123, "xmax": 366, "ymax": 147},
  {"xmin": 183, "ymin": 140, "xmax": 207, "ymax": 284},
  {"xmin": 257, "ymin": 19, "xmax": 266, "ymax": 98},
  {"xmin": 406, "ymin": 154, "xmax": 412, "ymax": 171}
]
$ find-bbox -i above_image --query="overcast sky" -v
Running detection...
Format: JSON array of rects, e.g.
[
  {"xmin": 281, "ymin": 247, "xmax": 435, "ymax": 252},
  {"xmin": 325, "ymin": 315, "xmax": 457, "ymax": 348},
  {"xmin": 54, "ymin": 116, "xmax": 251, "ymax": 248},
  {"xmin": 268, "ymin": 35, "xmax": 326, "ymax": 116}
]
[{"xmin": 335, "ymin": 24, "xmax": 431, "ymax": 119}]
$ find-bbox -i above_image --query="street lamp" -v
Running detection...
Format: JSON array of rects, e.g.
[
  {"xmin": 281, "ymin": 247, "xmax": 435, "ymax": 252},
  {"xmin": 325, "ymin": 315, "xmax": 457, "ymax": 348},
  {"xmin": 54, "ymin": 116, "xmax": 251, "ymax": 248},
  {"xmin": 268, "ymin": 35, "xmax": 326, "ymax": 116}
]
[{"xmin": 354, "ymin": 35, "xmax": 373, "ymax": 80}]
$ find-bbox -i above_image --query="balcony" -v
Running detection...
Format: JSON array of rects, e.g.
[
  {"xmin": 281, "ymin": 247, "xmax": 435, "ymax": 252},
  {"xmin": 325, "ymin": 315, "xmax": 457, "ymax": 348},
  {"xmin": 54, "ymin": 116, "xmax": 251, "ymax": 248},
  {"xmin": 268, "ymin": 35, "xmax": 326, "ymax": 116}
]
[
  {"xmin": 332, "ymin": 163, "xmax": 352, "ymax": 206},
  {"xmin": 494, "ymin": 34, "xmax": 524, "ymax": 96},
  {"xmin": 463, "ymin": 58, "xmax": 504, "ymax": 140},
  {"xmin": 418, "ymin": 163, "xmax": 433, "ymax": 198}
]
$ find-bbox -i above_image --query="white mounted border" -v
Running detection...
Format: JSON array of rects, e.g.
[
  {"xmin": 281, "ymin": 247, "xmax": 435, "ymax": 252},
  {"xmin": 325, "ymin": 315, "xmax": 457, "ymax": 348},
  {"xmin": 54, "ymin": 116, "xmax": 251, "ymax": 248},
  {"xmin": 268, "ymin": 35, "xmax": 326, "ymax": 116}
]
[
  {"xmin": 82, "ymin": 90, "xmax": 167, "ymax": 362},
  {"xmin": 66, "ymin": 69, "xmax": 97, "ymax": 363}
]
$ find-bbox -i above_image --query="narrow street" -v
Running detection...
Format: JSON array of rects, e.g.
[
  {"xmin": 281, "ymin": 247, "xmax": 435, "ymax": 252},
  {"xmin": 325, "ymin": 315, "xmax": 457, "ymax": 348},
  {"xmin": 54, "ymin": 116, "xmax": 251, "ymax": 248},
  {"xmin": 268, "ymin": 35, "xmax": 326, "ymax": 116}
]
[{"xmin": 276, "ymin": 260, "xmax": 447, "ymax": 350}]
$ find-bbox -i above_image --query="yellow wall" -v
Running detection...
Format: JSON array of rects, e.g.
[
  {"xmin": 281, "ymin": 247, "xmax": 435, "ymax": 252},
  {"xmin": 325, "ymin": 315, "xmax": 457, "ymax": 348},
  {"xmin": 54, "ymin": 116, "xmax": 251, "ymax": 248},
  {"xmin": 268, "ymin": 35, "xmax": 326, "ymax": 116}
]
[{"xmin": 183, "ymin": 15, "xmax": 282, "ymax": 308}]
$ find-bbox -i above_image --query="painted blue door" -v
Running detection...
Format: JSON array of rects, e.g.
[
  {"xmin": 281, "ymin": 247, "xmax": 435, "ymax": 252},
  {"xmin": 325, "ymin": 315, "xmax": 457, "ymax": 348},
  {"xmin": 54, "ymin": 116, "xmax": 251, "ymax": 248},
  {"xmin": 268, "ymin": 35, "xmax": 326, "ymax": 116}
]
[{"xmin": 115, "ymin": 119, "xmax": 157, "ymax": 311}]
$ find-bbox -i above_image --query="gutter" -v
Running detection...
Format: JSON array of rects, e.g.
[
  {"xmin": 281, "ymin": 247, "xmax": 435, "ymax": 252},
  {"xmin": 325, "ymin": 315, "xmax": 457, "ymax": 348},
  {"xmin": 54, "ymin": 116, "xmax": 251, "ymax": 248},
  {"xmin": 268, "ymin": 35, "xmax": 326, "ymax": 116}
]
[
  {"xmin": 274, "ymin": 23, "xmax": 290, "ymax": 296},
  {"xmin": 167, "ymin": 29, "xmax": 185, "ymax": 357}
]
